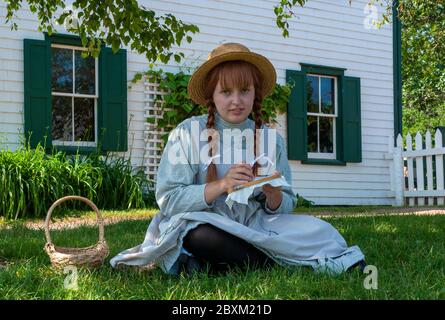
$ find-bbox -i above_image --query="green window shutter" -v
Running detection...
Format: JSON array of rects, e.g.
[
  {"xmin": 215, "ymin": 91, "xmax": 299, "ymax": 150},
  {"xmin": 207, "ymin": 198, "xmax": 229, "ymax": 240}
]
[
  {"xmin": 286, "ymin": 70, "xmax": 307, "ymax": 160},
  {"xmin": 24, "ymin": 39, "xmax": 51, "ymax": 149},
  {"xmin": 342, "ymin": 76, "xmax": 362, "ymax": 162},
  {"xmin": 99, "ymin": 47, "xmax": 127, "ymax": 151}
]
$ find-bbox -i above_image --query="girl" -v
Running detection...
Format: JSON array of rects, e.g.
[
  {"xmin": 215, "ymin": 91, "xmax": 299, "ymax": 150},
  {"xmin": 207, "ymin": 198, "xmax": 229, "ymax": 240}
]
[{"xmin": 110, "ymin": 43, "xmax": 366, "ymax": 275}]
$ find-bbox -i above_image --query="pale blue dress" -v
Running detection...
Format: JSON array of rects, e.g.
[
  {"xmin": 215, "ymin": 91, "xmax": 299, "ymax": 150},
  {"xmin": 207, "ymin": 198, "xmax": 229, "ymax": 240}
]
[{"xmin": 110, "ymin": 113, "xmax": 365, "ymax": 275}]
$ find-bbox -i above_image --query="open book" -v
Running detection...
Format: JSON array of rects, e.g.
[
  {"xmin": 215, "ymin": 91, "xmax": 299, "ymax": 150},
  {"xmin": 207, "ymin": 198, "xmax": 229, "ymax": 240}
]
[{"xmin": 227, "ymin": 171, "xmax": 282, "ymax": 194}]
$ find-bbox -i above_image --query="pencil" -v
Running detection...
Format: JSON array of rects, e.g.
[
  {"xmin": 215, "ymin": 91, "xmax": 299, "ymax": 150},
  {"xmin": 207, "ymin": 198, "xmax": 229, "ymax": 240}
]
[{"xmin": 227, "ymin": 171, "xmax": 281, "ymax": 194}]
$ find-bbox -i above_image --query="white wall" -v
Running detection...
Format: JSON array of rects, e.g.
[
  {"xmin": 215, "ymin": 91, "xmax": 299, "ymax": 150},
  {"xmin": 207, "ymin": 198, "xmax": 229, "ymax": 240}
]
[{"xmin": 0, "ymin": 0, "xmax": 395, "ymax": 205}]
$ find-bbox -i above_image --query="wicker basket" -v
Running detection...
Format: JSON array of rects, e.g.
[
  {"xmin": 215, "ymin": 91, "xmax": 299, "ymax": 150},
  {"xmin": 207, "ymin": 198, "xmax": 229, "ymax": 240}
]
[{"xmin": 44, "ymin": 196, "xmax": 109, "ymax": 269}]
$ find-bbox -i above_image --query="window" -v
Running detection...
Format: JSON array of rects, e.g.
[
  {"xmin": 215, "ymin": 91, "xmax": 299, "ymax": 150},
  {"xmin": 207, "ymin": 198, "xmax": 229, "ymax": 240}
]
[
  {"xmin": 24, "ymin": 33, "xmax": 128, "ymax": 153},
  {"xmin": 307, "ymin": 74, "xmax": 337, "ymax": 160},
  {"xmin": 51, "ymin": 45, "xmax": 98, "ymax": 147},
  {"xmin": 286, "ymin": 64, "xmax": 362, "ymax": 165}
]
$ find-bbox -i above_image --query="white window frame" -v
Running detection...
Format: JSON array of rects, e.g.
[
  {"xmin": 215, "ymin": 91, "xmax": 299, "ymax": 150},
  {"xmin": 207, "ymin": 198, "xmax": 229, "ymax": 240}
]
[
  {"xmin": 51, "ymin": 44, "xmax": 99, "ymax": 147},
  {"xmin": 307, "ymin": 74, "xmax": 337, "ymax": 160}
]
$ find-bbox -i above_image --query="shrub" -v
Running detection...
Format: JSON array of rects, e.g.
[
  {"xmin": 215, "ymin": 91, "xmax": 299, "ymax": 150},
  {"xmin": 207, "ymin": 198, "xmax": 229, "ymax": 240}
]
[
  {"xmin": 296, "ymin": 193, "xmax": 315, "ymax": 208},
  {"xmin": 0, "ymin": 144, "xmax": 157, "ymax": 220}
]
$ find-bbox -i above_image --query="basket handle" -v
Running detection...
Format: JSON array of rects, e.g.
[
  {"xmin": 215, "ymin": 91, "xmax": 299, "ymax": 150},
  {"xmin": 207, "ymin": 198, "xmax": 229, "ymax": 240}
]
[{"xmin": 44, "ymin": 196, "xmax": 105, "ymax": 246}]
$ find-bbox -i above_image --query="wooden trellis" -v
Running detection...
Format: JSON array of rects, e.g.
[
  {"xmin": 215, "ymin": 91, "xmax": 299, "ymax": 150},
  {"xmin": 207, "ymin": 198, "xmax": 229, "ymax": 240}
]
[{"xmin": 143, "ymin": 78, "xmax": 173, "ymax": 188}]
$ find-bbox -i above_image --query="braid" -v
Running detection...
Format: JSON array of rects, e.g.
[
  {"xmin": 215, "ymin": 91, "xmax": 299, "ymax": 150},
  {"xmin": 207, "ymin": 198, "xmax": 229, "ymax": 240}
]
[
  {"xmin": 252, "ymin": 98, "xmax": 264, "ymax": 176},
  {"xmin": 206, "ymin": 101, "xmax": 218, "ymax": 183}
]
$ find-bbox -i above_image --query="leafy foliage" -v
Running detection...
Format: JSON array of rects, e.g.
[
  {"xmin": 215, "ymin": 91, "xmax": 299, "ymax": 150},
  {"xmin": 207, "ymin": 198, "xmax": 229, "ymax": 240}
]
[
  {"xmin": 4, "ymin": 0, "xmax": 199, "ymax": 62},
  {"xmin": 132, "ymin": 68, "xmax": 205, "ymax": 144},
  {"xmin": 273, "ymin": 0, "xmax": 308, "ymax": 37},
  {"xmin": 295, "ymin": 193, "xmax": 316, "ymax": 208},
  {"xmin": 3, "ymin": 0, "xmax": 312, "ymax": 61},
  {"xmin": 132, "ymin": 68, "xmax": 294, "ymax": 144},
  {"xmin": 0, "ymin": 143, "xmax": 156, "ymax": 220},
  {"xmin": 399, "ymin": 1, "xmax": 445, "ymax": 136},
  {"xmin": 262, "ymin": 79, "xmax": 294, "ymax": 125}
]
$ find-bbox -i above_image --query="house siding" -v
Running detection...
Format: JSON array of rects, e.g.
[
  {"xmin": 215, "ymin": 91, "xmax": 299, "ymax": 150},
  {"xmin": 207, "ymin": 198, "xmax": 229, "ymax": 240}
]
[{"xmin": 0, "ymin": 0, "xmax": 395, "ymax": 205}]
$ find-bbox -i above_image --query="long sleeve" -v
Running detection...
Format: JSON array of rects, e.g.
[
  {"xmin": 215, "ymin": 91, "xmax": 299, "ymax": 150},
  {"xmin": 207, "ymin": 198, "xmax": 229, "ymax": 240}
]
[
  {"xmin": 155, "ymin": 121, "xmax": 213, "ymax": 217},
  {"xmin": 262, "ymin": 133, "xmax": 296, "ymax": 214}
]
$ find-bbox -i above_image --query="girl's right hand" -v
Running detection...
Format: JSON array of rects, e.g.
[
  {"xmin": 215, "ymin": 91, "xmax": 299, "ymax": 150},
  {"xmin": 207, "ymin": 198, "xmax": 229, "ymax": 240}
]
[{"xmin": 220, "ymin": 164, "xmax": 254, "ymax": 193}]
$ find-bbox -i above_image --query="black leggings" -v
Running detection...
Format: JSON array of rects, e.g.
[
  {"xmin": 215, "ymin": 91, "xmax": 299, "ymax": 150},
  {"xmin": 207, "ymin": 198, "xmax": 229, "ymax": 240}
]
[{"xmin": 182, "ymin": 223, "xmax": 275, "ymax": 272}]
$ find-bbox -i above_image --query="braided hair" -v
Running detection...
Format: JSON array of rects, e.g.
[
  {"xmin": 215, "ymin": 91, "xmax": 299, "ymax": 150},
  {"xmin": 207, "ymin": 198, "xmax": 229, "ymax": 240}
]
[{"xmin": 205, "ymin": 100, "xmax": 218, "ymax": 183}]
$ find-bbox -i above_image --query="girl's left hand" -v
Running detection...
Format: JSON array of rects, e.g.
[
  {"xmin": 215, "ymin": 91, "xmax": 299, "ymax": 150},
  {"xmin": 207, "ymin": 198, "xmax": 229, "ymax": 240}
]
[{"xmin": 262, "ymin": 184, "xmax": 282, "ymax": 211}]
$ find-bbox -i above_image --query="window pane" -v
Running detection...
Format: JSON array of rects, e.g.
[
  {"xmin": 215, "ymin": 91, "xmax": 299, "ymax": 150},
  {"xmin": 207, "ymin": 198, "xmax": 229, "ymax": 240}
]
[
  {"xmin": 52, "ymin": 96, "xmax": 72, "ymax": 141},
  {"xmin": 307, "ymin": 116, "xmax": 318, "ymax": 152},
  {"xmin": 74, "ymin": 98, "xmax": 95, "ymax": 142},
  {"xmin": 52, "ymin": 48, "xmax": 73, "ymax": 93},
  {"xmin": 319, "ymin": 117, "xmax": 334, "ymax": 153},
  {"xmin": 307, "ymin": 76, "xmax": 319, "ymax": 113},
  {"xmin": 75, "ymin": 51, "xmax": 95, "ymax": 95},
  {"xmin": 321, "ymin": 77, "xmax": 335, "ymax": 114}
]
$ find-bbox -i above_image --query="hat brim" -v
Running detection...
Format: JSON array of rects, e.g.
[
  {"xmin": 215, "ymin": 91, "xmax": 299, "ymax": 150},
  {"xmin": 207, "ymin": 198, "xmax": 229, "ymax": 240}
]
[{"xmin": 188, "ymin": 51, "xmax": 277, "ymax": 106}]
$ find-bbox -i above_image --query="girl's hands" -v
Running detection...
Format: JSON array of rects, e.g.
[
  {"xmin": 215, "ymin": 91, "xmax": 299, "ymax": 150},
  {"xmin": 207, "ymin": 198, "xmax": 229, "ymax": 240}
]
[
  {"xmin": 216, "ymin": 166, "xmax": 283, "ymax": 211},
  {"xmin": 262, "ymin": 183, "xmax": 283, "ymax": 211},
  {"xmin": 261, "ymin": 171, "xmax": 282, "ymax": 199},
  {"xmin": 220, "ymin": 163, "xmax": 254, "ymax": 193},
  {"xmin": 262, "ymin": 183, "xmax": 282, "ymax": 197}
]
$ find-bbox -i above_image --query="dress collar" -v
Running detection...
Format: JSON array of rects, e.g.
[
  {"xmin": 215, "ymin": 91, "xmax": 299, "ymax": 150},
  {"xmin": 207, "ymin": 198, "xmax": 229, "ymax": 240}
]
[{"xmin": 214, "ymin": 112, "xmax": 252, "ymax": 130}]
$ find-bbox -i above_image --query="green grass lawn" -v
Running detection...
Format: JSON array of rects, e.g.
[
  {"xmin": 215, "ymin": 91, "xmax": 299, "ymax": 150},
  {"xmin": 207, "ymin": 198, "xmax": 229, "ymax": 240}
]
[{"xmin": 0, "ymin": 208, "xmax": 444, "ymax": 300}]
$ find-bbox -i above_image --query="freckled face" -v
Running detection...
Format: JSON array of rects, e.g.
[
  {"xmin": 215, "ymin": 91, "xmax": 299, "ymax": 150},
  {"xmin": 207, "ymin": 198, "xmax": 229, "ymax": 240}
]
[{"xmin": 213, "ymin": 81, "xmax": 255, "ymax": 124}]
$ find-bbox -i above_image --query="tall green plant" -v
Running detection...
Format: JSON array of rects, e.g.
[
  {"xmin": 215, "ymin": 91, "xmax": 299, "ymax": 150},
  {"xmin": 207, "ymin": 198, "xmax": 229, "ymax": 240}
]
[{"xmin": 0, "ymin": 143, "xmax": 156, "ymax": 220}]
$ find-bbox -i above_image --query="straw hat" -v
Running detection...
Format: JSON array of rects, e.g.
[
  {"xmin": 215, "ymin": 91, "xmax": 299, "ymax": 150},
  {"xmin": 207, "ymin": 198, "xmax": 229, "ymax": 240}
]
[{"xmin": 187, "ymin": 43, "xmax": 277, "ymax": 106}]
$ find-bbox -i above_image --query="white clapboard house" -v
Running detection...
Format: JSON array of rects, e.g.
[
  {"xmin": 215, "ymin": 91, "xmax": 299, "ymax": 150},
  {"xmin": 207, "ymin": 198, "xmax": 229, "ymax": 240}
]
[{"xmin": 0, "ymin": 0, "xmax": 403, "ymax": 205}]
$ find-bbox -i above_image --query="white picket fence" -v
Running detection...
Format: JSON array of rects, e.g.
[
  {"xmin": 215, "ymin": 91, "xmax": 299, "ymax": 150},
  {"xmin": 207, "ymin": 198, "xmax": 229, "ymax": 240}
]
[{"xmin": 386, "ymin": 129, "xmax": 445, "ymax": 206}]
